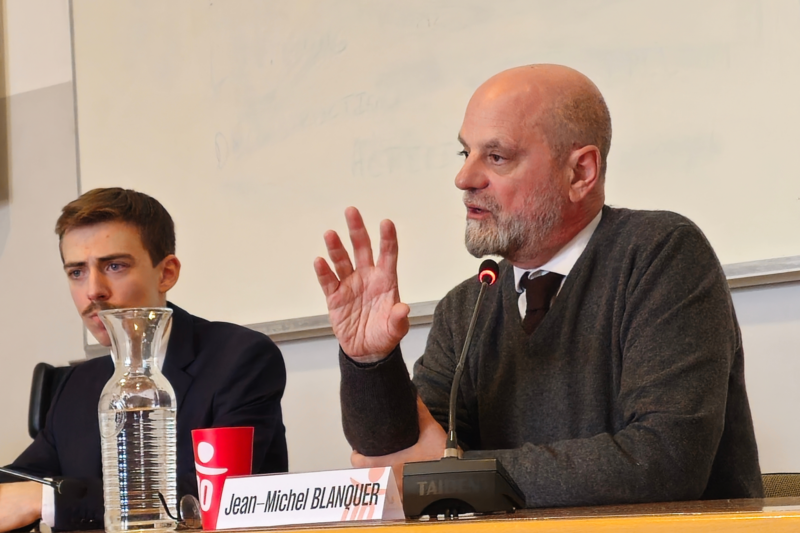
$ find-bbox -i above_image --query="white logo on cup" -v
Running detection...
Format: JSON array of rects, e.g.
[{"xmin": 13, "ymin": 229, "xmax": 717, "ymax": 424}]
[
  {"xmin": 195, "ymin": 441, "xmax": 228, "ymax": 475},
  {"xmin": 195, "ymin": 441, "xmax": 228, "ymax": 512}
]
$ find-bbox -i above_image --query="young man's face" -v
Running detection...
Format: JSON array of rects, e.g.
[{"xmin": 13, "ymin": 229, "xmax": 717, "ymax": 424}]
[{"xmin": 60, "ymin": 221, "xmax": 179, "ymax": 346}]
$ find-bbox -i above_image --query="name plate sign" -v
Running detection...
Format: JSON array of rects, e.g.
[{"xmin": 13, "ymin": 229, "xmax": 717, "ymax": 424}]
[{"xmin": 215, "ymin": 467, "xmax": 404, "ymax": 529}]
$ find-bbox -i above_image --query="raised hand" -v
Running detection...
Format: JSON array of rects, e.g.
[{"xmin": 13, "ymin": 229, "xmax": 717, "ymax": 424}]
[{"xmin": 314, "ymin": 207, "xmax": 410, "ymax": 361}]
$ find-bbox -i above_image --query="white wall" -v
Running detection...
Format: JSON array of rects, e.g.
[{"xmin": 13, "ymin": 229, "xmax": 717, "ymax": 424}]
[
  {"xmin": 732, "ymin": 282, "xmax": 800, "ymax": 473},
  {"xmin": 0, "ymin": 0, "xmax": 83, "ymax": 464}
]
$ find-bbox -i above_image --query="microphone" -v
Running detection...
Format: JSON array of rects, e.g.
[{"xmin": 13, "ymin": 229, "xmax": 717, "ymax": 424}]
[
  {"xmin": 443, "ymin": 259, "xmax": 498, "ymax": 457},
  {"xmin": 477, "ymin": 260, "xmax": 498, "ymax": 285},
  {"xmin": 402, "ymin": 259, "xmax": 525, "ymax": 518},
  {"xmin": 0, "ymin": 466, "xmax": 88, "ymax": 498}
]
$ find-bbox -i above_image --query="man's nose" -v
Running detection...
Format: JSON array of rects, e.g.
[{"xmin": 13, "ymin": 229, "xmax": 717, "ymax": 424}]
[
  {"xmin": 454, "ymin": 156, "xmax": 489, "ymax": 191},
  {"xmin": 87, "ymin": 269, "xmax": 110, "ymax": 301}
]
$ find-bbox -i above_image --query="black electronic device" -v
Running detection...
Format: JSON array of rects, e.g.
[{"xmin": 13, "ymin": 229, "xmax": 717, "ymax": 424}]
[
  {"xmin": 402, "ymin": 259, "xmax": 526, "ymax": 518},
  {"xmin": 403, "ymin": 457, "xmax": 524, "ymax": 517}
]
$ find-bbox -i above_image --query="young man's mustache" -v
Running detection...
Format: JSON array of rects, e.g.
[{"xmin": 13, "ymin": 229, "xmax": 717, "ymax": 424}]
[{"xmin": 82, "ymin": 301, "xmax": 117, "ymax": 317}]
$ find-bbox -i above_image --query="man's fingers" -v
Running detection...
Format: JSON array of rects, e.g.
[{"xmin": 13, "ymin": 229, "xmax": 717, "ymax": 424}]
[
  {"xmin": 415, "ymin": 397, "xmax": 448, "ymax": 455},
  {"xmin": 351, "ymin": 450, "xmax": 365, "ymax": 467},
  {"xmin": 352, "ymin": 451, "xmax": 405, "ymax": 497},
  {"xmin": 345, "ymin": 206, "xmax": 375, "ymax": 269},
  {"xmin": 376, "ymin": 219, "xmax": 399, "ymax": 272},
  {"xmin": 313, "ymin": 257, "xmax": 340, "ymax": 297},
  {"xmin": 323, "ymin": 229, "xmax": 355, "ymax": 280},
  {"xmin": 388, "ymin": 303, "xmax": 411, "ymax": 340},
  {"xmin": 351, "ymin": 450, "xmax": 382, "ymax": 468},
  {"xmin": 391, "ymin": 464, "xmax": 405, "ymax": 498},
  {"xmin": 416, "ymin": 397, "xmax": 442, "ymax": 430}
]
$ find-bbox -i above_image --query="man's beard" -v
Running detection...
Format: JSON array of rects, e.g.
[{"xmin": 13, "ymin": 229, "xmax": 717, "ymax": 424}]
[{"xmin": 464, "ymin": 181, "xmax": 564, "ymax": 262}]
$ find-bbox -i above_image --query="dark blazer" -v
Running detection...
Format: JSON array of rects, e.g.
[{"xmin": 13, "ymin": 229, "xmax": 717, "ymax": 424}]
[{"xmin": 3, "ymin": 303, "xmax": 287, "ymax": 530}]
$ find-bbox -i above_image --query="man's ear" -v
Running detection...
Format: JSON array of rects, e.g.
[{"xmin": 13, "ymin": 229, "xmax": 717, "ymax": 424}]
[
  {"xmin": 158, "ymin": 255, "xmax": 181, "ymax": 294},
  {"xmin": 567, "ymin": 145, "xmax": 601, "ymax": 203}
]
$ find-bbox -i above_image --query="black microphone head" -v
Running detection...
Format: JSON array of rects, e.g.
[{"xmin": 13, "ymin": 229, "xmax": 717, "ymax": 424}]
[
  {"xmin": 478, "ymin": 259, "xmax": 499, "ymax": 285},
  {"xmin": 56, "ymin": 478, "xmax": 88, "ymax": 499}
]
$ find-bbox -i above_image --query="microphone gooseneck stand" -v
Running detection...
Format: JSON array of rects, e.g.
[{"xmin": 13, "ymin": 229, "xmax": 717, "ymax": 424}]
[{"xmin": 402, "ymin": 259, "xmax": 526, "ymax": 519}]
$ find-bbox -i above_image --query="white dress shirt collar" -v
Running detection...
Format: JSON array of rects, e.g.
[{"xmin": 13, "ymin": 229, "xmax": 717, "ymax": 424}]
[{"xmin": 513, "ymin": 210, "xmax": 603, "ymax": 293}]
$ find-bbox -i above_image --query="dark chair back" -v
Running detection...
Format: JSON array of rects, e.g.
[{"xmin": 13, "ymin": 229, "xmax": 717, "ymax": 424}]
[
  {"xmin": 28, "ymin": 363, "xmax": 73, "ymax": 439},
  {"xmin": 762, "ymin": 473, "xmax": 800, "ymax": 498}
]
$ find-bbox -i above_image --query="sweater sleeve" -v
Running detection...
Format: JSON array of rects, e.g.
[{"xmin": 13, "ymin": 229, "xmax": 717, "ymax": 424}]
[
  {"xmin": 339, "ymin": 347, "xmax": 419, "ymax": 455},
  {"xmin": 459, "ymin": 225, "xmax": 759, "ymax": 506},
  {"xmin": 338, "ymin": 289, "xmax": 482, "ymax": 455}
]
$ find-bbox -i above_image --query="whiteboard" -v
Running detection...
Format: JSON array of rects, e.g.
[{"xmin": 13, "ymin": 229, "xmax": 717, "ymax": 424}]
[{"xmin": 71, "ymin": 0, "xmax": 800, "ymax": 326}]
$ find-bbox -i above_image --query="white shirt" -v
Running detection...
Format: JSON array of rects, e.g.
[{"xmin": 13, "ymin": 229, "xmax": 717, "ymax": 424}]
[
  {"xmin": 513, "ymin": 211, "xmax": 603, "ymax": 318},
  {"xmin": 42, "ymin": 319, "xmax": 172, "ymax": 526}
]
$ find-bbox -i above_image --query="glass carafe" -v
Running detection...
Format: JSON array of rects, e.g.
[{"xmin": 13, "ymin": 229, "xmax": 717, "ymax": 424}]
[{"xmin": 98, "ymin": 307, "xmax": 177, "ymax": 532}]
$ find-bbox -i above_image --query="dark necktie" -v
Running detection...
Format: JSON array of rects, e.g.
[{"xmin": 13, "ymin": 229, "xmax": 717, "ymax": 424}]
[{"xmin": 520, "ymin": 271, "xmax": 564, "ymax": 334}]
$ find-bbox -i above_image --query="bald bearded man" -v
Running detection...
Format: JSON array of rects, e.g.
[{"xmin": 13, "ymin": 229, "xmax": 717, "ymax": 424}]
[{"xmin": 315, "ymin": 65, "xmax": 762, "ymax": 507}]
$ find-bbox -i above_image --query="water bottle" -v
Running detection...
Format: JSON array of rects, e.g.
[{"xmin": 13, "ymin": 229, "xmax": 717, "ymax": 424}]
[{"xmin": 98, "ymin": 308, "xmax": 178, "ymax": 532}]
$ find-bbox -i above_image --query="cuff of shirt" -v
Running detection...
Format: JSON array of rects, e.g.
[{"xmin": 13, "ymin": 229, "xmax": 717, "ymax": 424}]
[{"xmin": 41, "ymin": 483, "xmax": 55, "ymax": 527}]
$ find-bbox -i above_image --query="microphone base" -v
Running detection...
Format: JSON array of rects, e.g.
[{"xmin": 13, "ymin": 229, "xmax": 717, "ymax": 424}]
[{"xmin": 402, "ymin": 457, "xmax": 525, "ymax": 518}]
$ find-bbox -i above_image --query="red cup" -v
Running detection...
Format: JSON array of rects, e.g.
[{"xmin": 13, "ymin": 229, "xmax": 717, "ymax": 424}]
[{"xmin": 192, "ymin": 426, "xmax": 254, "ymax": 530}]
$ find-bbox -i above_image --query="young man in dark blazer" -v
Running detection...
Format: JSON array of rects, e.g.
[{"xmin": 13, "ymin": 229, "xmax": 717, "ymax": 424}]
[{"xmin": 0, "ymin": 188, "xmax": 287, "ymax": 531}]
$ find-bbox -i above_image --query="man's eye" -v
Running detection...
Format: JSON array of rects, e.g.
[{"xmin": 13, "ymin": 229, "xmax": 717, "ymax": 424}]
[
  {"xmin": 108, "ymin": 263, "xmax": 125, "ymax": 272},
  {"xmin": 68, "ymin": 269, "xmax": 82, "ymax": 279},
  {"xmin": 489, "ymin": 154, "xmax": 505, "ymax": 163},
  {"xmin": 457, "ymin": 150, "xmax": 469, "ymax": 159}
]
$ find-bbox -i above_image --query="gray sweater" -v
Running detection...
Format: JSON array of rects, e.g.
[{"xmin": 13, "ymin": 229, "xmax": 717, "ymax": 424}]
[{"xmin": 340, "ymin": 206, "xmax": 762, "ymax": 507}]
